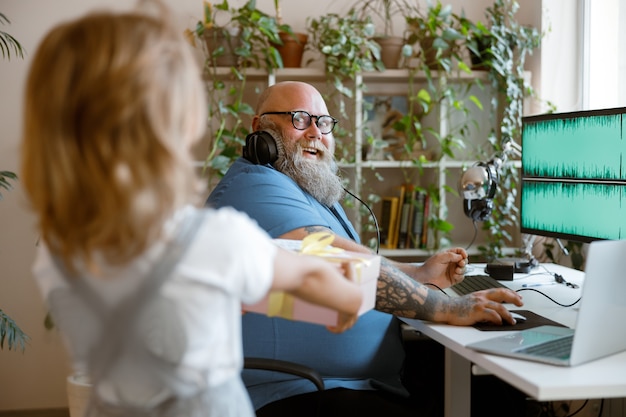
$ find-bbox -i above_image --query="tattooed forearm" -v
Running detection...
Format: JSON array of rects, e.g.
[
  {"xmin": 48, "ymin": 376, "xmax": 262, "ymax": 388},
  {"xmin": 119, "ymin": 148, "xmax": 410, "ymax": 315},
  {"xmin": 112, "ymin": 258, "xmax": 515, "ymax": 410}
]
[{"xmin": 375, "ymin": 257, "xmax": 451, "ymax": 321}]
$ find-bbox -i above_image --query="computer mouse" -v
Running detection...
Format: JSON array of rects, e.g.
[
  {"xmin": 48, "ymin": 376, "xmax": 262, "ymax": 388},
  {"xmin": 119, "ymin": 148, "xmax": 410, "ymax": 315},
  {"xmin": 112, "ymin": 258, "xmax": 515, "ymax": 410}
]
[{"xmin": 510, "ymin": 312, "xmax": 527, "ymax": 322}]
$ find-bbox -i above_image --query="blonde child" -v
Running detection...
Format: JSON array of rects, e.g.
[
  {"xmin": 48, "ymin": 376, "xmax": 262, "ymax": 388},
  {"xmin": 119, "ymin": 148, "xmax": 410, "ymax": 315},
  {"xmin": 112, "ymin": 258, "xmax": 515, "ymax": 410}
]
[{"xmin": 20, "ymin": 5, "xmax": 362, "ymax": 417}]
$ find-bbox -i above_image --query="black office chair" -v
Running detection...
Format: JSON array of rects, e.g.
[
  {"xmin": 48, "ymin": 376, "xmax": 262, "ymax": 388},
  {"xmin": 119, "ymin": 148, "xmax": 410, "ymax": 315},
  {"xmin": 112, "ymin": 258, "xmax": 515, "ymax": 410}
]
[{"xmin": 243, "ymin": 357, "xmax": 325, "ymax": 391}]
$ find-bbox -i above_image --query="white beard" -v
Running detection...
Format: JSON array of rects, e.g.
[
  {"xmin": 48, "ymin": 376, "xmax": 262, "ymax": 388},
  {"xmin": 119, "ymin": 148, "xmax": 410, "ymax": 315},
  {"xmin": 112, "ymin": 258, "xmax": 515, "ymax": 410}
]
[{"xmin": 257, "ymin": 123, "xmax": 344, "ymax": 206}]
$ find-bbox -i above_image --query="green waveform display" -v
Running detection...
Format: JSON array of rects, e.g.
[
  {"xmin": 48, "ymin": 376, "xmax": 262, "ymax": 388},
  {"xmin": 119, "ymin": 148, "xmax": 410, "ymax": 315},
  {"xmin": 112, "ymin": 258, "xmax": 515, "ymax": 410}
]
[
  {"xmin": 522, "ymin": 111, "xmax": 626, "ymax": 180},
  {"xmin": 521, "ymin": 107, "xmax": 626, "ymax": 242},
  {"xmin": 521, "ymin": 181, "xmax": 625, "ymax": 241}
]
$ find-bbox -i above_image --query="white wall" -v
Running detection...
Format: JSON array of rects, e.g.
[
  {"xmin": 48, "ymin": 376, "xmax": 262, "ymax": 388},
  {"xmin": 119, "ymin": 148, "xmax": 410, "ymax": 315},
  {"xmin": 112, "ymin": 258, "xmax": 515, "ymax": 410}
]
[{"xmin": 0, "ymin": 0, "xmax": 540, "ymax": 411}]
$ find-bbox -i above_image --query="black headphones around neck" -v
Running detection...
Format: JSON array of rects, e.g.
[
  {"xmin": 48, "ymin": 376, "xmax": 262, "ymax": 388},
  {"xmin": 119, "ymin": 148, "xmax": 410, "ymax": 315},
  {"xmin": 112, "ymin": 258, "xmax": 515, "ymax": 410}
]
[
  {"xmin": 463, "ymin": 162, "xmax": 498, "ymax": 222},
  {"xmin": 242, "ymin": 130, "xmax": 279, "ymax": 166}
]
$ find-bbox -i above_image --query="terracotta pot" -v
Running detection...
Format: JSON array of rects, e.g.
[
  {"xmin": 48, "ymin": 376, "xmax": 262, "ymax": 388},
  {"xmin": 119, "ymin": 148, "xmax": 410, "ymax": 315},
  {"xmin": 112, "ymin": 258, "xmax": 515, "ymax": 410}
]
[
  {"xmin": 419, "ymin": 37, "xmax": 454, "ymax": 69},
  {"xmin": 375, "ymin": 36, "xmax": 405, "ymax": 69},
  {"xmin": 203, "ymin": 27, "xmax": 241, "ymax": 67},
  {"xmin": 274, "ymin": 32, "xmax": 308, "ymax": 68}
]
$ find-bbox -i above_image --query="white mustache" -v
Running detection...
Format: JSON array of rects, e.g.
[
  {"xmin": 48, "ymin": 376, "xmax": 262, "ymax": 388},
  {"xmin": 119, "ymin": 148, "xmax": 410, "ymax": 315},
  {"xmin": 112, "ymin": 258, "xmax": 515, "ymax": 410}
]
[{"xmin": 299, "ymin": 142, "xmax": 327, "ymax": 154}]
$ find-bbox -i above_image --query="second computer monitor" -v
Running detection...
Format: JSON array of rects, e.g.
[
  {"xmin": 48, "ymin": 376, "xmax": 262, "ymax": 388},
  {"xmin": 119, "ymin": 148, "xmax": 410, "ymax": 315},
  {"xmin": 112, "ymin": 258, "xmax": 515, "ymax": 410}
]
[{"xmin": 521, "ymin": 107, "xmax": 626, "ymax": 243}]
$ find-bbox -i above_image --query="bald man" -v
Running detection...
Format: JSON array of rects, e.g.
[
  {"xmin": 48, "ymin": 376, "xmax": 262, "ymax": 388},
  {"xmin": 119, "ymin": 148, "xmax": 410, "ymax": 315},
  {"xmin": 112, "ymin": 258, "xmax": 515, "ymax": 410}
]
[{"xmin": 207, "ymin": 81, "xmax": 523, "ymax": 417}]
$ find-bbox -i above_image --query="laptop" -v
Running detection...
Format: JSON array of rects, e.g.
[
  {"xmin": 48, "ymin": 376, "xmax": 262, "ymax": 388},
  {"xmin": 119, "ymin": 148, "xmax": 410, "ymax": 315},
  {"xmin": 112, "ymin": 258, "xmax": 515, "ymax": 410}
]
[{"xmin": 466, "ymin": 239, "xmax": 626, "ymax": 366}]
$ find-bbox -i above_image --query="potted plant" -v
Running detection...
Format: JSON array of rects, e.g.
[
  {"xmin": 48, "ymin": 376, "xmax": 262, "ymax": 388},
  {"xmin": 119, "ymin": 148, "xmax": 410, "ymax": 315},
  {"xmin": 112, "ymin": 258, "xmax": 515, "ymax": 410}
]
[
  {"xmin": 0, "ymin": 12, "xmax": 28, "ymax": 353},
  {"xmin": 272, "ymin": 0, "xmax": 308, "ymax": 68},
  {"xmin": 306, "ymin": 9, "xmax": 384, "ymax": 163},
  {"xmin": 457, "ymin": 15, "xmax": 493, "ymax": 70},
  {"xmin": 403, "ymin": 1, "xmax": 465, "ymax": 71},
  {"xmin": 185, "ymin": 0, "xmax": 286, "ymax": 69},
  {"xmin": 350, "ymin": 0, "xmax": 412, "ymax": 69},
  {"xmin": 186, "ymin": 0, "xmax": 288, "ymax": 186}
]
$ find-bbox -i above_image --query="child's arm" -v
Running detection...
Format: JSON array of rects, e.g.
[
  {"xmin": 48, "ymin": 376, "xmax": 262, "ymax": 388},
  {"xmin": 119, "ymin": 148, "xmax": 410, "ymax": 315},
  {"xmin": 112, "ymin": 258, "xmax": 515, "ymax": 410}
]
[{"xmin": 271, "ymin": 247, "xmax": 363, "ymax": 333}]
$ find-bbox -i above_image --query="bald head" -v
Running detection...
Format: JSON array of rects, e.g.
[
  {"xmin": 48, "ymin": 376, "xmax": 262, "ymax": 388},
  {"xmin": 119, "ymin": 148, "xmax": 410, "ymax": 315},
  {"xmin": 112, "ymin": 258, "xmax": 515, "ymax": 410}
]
[{"xmin": 255, "ymin": 81, "xmax": 329, "ymax": 115}]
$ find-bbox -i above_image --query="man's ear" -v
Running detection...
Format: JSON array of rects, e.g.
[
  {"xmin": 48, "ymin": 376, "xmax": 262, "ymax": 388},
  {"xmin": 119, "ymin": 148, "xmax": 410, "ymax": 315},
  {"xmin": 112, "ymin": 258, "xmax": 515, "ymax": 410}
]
[{"xmin": 251, "ymin": 115, "xmax": 261, "ymax": 131}]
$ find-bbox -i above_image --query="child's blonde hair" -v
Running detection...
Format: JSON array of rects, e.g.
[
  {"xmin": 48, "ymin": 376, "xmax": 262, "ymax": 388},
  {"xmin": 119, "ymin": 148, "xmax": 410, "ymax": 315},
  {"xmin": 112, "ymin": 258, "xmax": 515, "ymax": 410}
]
[{"xmin": 21, "ymin": 8, "xmax": 207, "ymax": 272}]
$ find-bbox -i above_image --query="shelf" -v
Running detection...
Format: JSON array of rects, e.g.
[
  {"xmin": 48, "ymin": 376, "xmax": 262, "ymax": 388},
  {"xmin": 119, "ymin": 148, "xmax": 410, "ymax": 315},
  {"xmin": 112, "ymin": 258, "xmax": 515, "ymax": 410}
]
[
  {"xmin": 379, "ymin": 246, "xmax": 519, "ymax": 259},
  {"xmin": 203, "ymin": 67, "xmax": 492, "ymax": 84},
  {"xmin": 339, "ymin": 159, "xmax": 522, "ymax": 170}
]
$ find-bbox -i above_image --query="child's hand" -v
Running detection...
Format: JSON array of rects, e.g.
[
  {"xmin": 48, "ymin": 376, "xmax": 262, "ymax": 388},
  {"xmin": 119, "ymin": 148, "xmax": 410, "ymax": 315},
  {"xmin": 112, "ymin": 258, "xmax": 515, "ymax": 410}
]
[{"xmin": 326, "ymin": 311, "xmax": 359, "ymax": 333}]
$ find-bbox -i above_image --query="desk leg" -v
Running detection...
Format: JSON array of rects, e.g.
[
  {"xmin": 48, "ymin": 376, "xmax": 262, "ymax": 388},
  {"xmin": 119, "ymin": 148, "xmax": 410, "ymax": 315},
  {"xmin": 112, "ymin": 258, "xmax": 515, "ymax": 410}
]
[{"xmin": 444, "ymin": 347, "xmax": 472, "ymax": 417}]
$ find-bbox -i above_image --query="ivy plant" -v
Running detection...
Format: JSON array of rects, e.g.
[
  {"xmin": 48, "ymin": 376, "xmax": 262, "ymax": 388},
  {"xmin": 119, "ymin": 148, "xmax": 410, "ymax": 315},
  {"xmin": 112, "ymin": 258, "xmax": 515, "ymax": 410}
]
[
  {"xmin": 471, "ymin": 0, "xmax": 542, "ymax": 260},
  {"xmin": 398, "ymin": 1, "xmax": 484, "ymax": 251}
]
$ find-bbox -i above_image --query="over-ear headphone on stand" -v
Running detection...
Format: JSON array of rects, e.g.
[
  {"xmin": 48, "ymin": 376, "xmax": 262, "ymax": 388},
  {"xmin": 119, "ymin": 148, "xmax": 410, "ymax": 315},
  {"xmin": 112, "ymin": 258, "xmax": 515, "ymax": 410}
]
[
  {"xmin": 459, "ymin": 157, "xmax": 501, "ymax": 222},
  {"xmin": 242, "ymin": 130, "xmax": 279, "ymax": 166}
]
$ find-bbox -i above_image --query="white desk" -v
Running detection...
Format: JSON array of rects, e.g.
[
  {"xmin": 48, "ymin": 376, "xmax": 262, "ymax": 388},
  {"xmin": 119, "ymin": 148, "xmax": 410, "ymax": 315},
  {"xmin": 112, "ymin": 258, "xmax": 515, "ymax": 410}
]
[{"xmin": 401, "ymin": 263, "xmax": 626, "ymax": 417}]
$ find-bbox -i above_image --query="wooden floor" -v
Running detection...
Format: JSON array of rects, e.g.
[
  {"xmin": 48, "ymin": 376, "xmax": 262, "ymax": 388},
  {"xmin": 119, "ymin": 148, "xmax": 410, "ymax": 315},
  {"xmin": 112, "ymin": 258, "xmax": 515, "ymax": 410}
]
[{"xmin": 0, "ymin": 409, "xmax": 69, "ymax": 417}]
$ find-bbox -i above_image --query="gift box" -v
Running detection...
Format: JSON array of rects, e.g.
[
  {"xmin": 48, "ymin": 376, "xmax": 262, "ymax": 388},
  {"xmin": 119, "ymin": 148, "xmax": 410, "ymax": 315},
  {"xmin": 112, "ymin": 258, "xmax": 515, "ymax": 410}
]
[{"xmin": 243, "ymin": 233, "xmax": 380, "ymax": 326}]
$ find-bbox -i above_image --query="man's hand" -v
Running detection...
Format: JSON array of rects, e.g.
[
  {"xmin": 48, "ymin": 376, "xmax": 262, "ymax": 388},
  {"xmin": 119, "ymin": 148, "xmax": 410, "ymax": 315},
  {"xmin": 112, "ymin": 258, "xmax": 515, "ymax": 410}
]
[
  {"xmin": 442, "ymin": 288, "xmax": 524, "ymax": 326},
  {"xmin": 414, "ymin": 247, "xmax": 469, "ymax": 289}
]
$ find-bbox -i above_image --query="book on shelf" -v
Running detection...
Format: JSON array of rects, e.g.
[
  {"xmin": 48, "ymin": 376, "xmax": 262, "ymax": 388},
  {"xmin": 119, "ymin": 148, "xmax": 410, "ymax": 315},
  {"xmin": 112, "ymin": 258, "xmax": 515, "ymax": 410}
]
[
  {"xmin": 407, "ymin": 189, "xmax": 426, "ymax": 249},
  {"xmin": 397, "ymin": 184, "xmax": 414, "ymax": 249},
  {"xmin": 379, "ymin": 197, "xmax": 399, "ymax": 249},
  {"xmin": 391, "ymin": 184, "xmax": 406, "ymax": 249},
  {"xmin": 419, "ymin": 194, "xmax": 430, "ymax": 249},
  {"xmin": 379, "ymin": 184, "xmax": 431, "ymax": 250}
]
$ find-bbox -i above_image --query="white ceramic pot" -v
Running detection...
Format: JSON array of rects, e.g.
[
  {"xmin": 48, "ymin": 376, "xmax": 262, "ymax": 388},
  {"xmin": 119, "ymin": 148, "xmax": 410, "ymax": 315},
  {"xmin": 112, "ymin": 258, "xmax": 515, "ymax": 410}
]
[{"xmin": 66, "ymin": 374, "xmax": 92, "ymax": 417}]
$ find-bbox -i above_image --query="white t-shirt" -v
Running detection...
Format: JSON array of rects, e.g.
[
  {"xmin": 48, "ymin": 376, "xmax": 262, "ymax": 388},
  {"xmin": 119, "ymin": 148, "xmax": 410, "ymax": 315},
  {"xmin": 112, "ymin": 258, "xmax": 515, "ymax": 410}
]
[{"xmin": 33, "ymin": 206, "xmax": 276, "ymax": 407}]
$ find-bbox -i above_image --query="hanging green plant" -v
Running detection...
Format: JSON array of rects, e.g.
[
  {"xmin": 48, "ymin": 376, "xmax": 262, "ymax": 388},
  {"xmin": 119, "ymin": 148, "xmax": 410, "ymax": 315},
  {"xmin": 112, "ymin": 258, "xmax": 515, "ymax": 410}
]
[
  {"xmin": 398, "ymin": 1, "xmax": 484, "ymax": 250},
  {"xmin": 468, "ymin": 0, "xmax": 542, "ymax": 260}
]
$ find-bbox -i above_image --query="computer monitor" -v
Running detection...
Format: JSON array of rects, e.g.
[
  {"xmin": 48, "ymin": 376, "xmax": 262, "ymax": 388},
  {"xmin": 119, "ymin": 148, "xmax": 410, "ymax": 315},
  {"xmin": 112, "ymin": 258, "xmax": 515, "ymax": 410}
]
[{"xmin": 520, "ymin": 107, "xmax": 626, "ymax": 242}]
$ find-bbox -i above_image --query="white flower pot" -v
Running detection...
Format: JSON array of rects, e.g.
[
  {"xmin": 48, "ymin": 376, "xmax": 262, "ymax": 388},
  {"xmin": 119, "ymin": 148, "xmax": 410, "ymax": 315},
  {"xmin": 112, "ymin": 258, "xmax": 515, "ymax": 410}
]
[{"xmin": 67, "ymin": 375, "xmax": 92, "ymax": 417}]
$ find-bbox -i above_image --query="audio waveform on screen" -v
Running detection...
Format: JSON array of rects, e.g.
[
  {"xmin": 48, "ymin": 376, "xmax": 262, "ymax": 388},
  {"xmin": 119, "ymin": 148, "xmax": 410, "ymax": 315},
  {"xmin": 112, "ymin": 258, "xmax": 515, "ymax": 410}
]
[
  {"xmin": 521, "ymin": 107, "xmax": 626, "ymax": 242},
  {"xmin": 522, "ymin": 111, "xmax": 626, "ymax": 179},
  {"xmin": 521, "ymin": 181, "xmax": 626, "ymax": 241}
]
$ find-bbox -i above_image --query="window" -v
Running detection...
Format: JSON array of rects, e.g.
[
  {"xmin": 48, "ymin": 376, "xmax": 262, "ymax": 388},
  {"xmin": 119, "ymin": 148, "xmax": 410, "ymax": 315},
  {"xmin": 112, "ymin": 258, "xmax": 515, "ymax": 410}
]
[{"xmin": 584, "ymin": 0, "xmax": 626, "ymax": 109}]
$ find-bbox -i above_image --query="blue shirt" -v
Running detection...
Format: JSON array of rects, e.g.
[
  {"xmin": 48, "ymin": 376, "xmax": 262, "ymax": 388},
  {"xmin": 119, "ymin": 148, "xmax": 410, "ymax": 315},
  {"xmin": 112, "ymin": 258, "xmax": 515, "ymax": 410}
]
[
  {"xmin": 207, "ymin": 158, "xmax": 359, "ymax": 241},
  {"xmin": 206, "ymin": 158, "xmax": 407, "ymax": 409}
]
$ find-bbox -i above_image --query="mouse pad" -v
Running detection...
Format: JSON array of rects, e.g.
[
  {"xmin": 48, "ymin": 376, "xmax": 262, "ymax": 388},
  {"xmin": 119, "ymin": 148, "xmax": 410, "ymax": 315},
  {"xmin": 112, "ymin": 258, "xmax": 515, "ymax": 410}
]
[{"xmin": 473, "ymin": 310, "xmax": 568, "ymax": 331}]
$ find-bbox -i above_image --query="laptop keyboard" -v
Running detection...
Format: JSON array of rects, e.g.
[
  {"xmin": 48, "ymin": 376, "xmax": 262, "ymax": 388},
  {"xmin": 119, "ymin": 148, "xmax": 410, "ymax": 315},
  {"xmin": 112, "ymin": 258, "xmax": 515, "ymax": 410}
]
[
  {"xmin": 451, "ymin": 274, "xmax": 508, "ymax": 296},
  {"xmin": 516, "ymin": 335, "xmax": 573, "ymax": 359}
]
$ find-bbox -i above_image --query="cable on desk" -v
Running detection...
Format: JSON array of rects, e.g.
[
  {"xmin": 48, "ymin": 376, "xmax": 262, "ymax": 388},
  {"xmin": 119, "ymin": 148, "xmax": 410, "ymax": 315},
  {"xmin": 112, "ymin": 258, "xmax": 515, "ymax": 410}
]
[
  {"xmin": 517, "ymin": 265, "xmax": 581, "ymax": 289},
  {"xmin": 514, "ymin": 288, "xmax": 581, "ymax": 307}
]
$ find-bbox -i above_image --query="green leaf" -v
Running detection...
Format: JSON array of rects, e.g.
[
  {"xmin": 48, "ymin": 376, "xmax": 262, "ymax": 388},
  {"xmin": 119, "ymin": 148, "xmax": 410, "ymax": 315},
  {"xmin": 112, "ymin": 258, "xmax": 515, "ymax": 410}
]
[
  {"xmin": 469, "ymin": 95, "xmax": 483, "ymax": 110},
  {"xmin": 0, "ymin": 309, "xmax": 29, "ymax": 352}
]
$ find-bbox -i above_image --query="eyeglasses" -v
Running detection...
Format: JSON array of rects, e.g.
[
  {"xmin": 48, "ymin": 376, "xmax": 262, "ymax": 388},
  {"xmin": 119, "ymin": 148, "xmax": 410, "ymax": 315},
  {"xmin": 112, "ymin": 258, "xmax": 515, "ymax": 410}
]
[{"xmin": 261, "ymin": 111, "xmax": 338, "ymax": 135}]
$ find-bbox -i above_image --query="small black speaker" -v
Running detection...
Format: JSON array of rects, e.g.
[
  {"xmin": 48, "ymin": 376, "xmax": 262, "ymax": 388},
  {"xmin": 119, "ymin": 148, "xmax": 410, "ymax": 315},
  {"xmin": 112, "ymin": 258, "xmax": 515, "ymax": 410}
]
[
  {"xmin": 243, "ymin": 131, "xmax": 278, "ymax": 166},
  {"xmin": 485, "ymin": 263, "xmax": 514, "ymax": 281}
]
